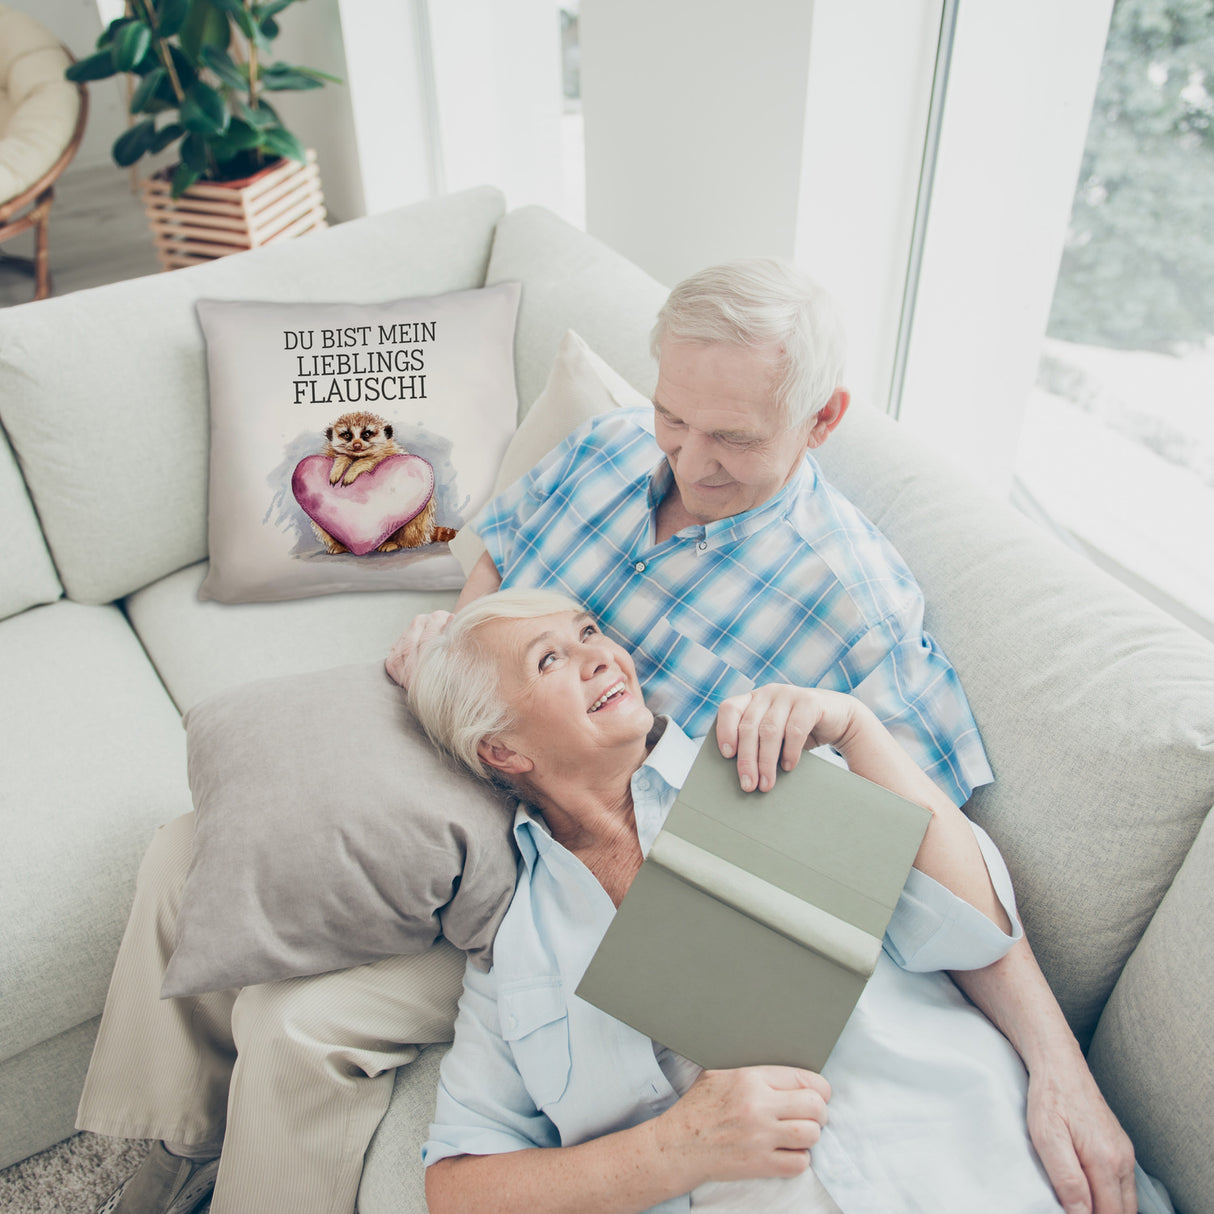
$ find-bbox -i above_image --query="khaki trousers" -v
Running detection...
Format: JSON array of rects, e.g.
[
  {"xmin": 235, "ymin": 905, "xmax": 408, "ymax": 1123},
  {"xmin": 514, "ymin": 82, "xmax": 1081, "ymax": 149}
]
[{"xmin": 76, "ymin": 813, "xmax": 466, "ymax": 1214}]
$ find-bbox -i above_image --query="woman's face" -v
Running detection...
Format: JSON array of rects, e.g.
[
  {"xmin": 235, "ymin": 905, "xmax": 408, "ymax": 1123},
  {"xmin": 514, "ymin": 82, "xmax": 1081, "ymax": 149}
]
[{"xmin": 477, "ymin": 610, "xmax": 653, "ymax": 775}]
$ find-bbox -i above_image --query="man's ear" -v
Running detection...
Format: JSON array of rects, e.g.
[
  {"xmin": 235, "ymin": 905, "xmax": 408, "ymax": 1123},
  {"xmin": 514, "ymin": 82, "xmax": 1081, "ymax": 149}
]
[
  {"xmin": 477, "ymin": 738, "xmax": 534, "ymax": 777},
  {"xmin": 806, "ymin": 388, "xmax": 850, "ymax": 450}
]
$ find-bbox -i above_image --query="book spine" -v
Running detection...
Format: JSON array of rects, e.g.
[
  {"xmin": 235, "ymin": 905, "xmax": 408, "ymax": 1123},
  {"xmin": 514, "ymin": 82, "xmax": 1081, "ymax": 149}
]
[{"xmin": 648, "ymin": 832, "xmax": 882, "ymax": 977}]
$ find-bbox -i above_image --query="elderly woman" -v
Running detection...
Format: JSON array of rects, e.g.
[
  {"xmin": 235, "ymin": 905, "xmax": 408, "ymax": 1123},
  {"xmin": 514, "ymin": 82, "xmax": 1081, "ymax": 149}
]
[{"xmin": 408, "ymin": 588, "xmax": 1094, "ymax": 1214}]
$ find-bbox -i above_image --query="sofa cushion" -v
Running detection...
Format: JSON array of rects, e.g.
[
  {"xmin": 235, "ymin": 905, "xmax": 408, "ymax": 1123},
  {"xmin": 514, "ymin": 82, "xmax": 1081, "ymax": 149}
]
[
  {"xmin": 194, "ymin": 283, "xmax": 520, "ymax": 603},
  {"xmin": 1088, "ymin": 804, "xmax": 1214, "ymax": 1214},
  {"xmin": 485, "ymin": 205, "xmax": 668, "ymax": 416},
  {"xmin": 0, "ymin": 186, "xmax": 506, "ymax": 606},
  {"xmin": 124, "ymin": 560, "xmax": 454, "ymax": 713},
  {"xmin": 0, "ymin": 600, "xmax": 191, "ymax": 1063},
  {"xmin": 0, "ymin": 421, "xmax": 60, "ymax": 620},
  {"xmin": 163, "ymin": 663, "xmax": 517, "ymax": 996},
  {"xmin": 813, "ymin": 402, "xmax": 1214, "ymax": 1045}
]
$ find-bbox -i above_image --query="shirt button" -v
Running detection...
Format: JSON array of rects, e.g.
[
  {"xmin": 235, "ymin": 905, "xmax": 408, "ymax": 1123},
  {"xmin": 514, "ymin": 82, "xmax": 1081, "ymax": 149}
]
[
  {"xmin": 697, "ymin": 541, "xmax": 708, "ymax": 551},
  {"xmin": 634, "ymin": 561, "xmax": 646, "ymax": 573}
]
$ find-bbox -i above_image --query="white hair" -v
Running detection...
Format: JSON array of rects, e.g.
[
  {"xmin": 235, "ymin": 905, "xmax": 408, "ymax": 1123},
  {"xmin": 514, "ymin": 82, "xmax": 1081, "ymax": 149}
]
[
  {"xmin": 407, "ymin": 588, "xmax": 586, "ymax": 782},
  {"xmin": 650, "ymin": 258, "xmax": 847, "ymax": 428}
]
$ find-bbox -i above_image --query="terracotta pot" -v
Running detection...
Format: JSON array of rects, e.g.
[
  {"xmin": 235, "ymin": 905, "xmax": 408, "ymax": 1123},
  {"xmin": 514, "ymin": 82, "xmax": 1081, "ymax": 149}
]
[{"xmin": 139, "ymin": 150, "xmax": 327, "ymax": 270}]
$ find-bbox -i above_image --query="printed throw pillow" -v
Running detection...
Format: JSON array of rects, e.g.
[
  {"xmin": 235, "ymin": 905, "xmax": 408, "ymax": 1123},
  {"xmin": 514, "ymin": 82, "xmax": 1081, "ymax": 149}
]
[
  {"xmin": 196, "ymin": 283, "xmax": 521, "ymax": 603},
  {"xmin": 162, "ymin": 662, "xmax": 520, "ymax": 998}
]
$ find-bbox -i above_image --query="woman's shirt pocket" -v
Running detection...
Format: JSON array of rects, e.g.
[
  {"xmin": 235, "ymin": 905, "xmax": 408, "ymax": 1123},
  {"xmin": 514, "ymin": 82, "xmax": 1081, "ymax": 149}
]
[{"xmin": 499, "ymin": 978, "xmax": 573, "ymax": 1110}]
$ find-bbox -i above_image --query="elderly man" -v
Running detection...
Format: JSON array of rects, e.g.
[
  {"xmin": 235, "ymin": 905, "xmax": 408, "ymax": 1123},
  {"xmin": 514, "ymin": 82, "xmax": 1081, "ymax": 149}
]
[{"xmin": 388, "ymin": 260, "xmax": 1136, "ymax": 1214}]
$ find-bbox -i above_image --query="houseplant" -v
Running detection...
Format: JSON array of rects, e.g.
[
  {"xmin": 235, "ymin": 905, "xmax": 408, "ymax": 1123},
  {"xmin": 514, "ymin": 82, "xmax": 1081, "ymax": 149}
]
[{"xmin": 66, "ymin": 0, "xmax": 339, "ymax": 266}]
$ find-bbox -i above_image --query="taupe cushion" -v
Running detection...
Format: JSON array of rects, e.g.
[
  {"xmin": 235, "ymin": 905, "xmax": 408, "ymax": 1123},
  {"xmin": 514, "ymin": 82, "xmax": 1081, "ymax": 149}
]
[
  {"xmin": 0, "ymin": 186, "xmax": 506, "ymax": 605},
  {"xmin": 162, "ymin": 663, "xmax": 519, "ymax": 997},
  {"xmin": 814, "ymin": 402, "xmax": 1214, "ymax": 1045}
]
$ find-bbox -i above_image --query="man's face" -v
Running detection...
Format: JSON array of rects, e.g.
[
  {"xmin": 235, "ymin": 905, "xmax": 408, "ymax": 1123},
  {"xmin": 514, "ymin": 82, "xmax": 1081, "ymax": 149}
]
[{"xmin": 652, "ymin": 340, "xmax": 817, "ymax": 524}]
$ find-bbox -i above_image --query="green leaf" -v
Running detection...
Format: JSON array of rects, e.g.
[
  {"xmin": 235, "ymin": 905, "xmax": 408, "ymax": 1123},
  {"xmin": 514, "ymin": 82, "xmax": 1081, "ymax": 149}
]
[
  {"xmin": 180, "ymin": 131, "xmax": 210, "ymax": 172},
  {"xmin": 180, "ymin": 0, "xmax": 231, "ymax": 63},
  {"xmin": 66, "ymin": 50, "xmax": 119, "ymax": 83},
  {"xmin": 155, "ymin": 0, "xmax": 191, "ymax": 40},
  {"xmin": 220, "ymin": 118, "xmax": 263, "ymax": 150},
  {"xmin": 293, "ymin": 65, "xmax": 343, "ymax": 85},
  {"xmin": 167, "ymin": 44, "xmax": 198, "ymax": 91},
  {"xmin": 112, "ymin": 20, "xmax": 152, "ymax": 72},
  {"xmin": 260, "ymin": 125, "xmax": 305, "ymax": 163},
  {"xmin": 150, "ymin": 122, "xmax": 185, "ymax": 153},
  {"xmin": 200, "ymin": 44, "xmax": 248, "ymax": 90},
  {"xmin": 96, "ymin": 17, "xmax": 128, "ymax": 50},
  {"xmin": 259, "ymin": 62, "xmax": 323, "ymax": 91},
  {"xmin": 181, "ymin": 80, "xmax": 230, "ymax": 135},
  {"xmin": 254, "ymin": 0, "xmax": 297, "ymax": 19},
  {"xmin": 171, "ymin": 162, "xmax": 201, "ymax": 197},
  {"xmin": 112, "ymin": 119, "xmax": 157, "ymax": 167},
  {"xmin": 129, "ymin": 66, "xmax": 166, "ymax": 112},
  {"xmin": 259, "ymin": 15, "xmax": 279, "ymax": 40},
  {"xmin": 234, "ymin": 96, "xmax": 278, "ymax": 129}
]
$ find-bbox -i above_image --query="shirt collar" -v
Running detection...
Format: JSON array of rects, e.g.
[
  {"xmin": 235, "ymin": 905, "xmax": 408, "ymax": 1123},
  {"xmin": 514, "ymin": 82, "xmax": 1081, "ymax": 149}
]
[
  {"xmin": 645, "ymin": 456, "xmax": 818, "ymax": 547},
  {"xmin": 512, "ymin": 716, "xmax": 703, "ymax": 869}
]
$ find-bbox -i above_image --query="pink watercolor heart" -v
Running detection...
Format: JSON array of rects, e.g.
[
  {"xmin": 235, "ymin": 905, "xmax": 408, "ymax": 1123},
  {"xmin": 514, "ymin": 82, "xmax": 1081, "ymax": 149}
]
[{"xmin": 291, "ymin": 453, "xmax": 435, "ymax": 555}]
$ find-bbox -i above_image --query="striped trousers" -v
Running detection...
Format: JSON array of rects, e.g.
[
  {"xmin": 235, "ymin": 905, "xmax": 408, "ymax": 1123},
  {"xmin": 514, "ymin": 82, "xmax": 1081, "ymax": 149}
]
[{"xmin": 76, "ymin": 813, "xmax": 466, "ymax": 1214}]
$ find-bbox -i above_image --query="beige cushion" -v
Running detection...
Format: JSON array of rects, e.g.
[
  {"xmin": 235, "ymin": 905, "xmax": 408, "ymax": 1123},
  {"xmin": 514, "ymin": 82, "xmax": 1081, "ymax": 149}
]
[
  {"xmin": 814, "ymin": 402, "xmax": 1214, "ymax": 1046},
  {"xmin": 0, "ymin": 186, "xmax": 507, "ymax": 605},
  {"xmin": 0, "ymin": 8, "xmax": 77, "ymax": 201},
  {"xmin": 1088, "ymin": 806, "xmax": 1214, "ymax": 1214},
  {"xmin": 449, "ymin": 329, "xmax": 644, "ymax": 575},
  {"xmin": 0, "ymin": 600, "xmax": 191, "ymax": 1063}
]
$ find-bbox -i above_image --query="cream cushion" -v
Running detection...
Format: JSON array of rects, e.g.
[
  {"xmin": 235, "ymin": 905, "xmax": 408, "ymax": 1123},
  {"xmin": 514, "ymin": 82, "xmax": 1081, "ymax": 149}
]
[{"xmin": 0, "ymin": 7, "xmax": 79, "ymax": 202}]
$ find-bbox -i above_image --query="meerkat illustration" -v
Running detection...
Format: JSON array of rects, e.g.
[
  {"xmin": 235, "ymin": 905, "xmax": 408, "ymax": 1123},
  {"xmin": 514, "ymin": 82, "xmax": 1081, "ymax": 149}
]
[{"xmin": 311, "ymin": 410, "xmax": 458, "ymax": 554}]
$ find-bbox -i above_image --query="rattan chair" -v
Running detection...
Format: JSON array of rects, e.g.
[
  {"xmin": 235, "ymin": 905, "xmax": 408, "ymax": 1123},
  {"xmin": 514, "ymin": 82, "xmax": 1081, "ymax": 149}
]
[{"xmin": 0, "ymin": 6, "xmax": 87, "ymax": 302}]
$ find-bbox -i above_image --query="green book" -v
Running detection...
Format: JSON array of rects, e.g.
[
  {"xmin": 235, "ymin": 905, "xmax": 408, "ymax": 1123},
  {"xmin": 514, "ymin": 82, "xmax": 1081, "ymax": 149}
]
[{"xmin": 575, "ymin": 742, "xmax": 932, "ymax": 1072}]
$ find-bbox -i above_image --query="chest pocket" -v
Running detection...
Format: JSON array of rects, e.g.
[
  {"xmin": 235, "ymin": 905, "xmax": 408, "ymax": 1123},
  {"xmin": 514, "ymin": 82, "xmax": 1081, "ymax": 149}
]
[
  {"xmin": 636, "ymin": 614, "xmax": 754, "ymax": 728},
  {"xmin": 499, "ymin": 978, "xmax": 572, "ymax": 1110}
]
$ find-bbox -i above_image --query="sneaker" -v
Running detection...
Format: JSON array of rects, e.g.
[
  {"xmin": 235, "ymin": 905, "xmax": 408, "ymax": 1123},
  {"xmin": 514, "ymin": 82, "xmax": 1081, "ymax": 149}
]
[{"xmin": 96, "ymin": 1142, "xmax": 220, "ymax": 1214}]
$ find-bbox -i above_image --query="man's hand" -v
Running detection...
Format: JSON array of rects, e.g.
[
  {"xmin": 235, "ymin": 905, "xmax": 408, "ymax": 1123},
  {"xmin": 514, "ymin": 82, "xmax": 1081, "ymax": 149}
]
[
  {"xmin": 714, "ymin": 684, "xmax": 860, "ymax": 792},
  {"xmin": 1026, "ymin": 1061, "xmax": 1137, "ymax": 1214},
  {"xmin": 385, "ymin": 610, "xmax": 453, "ymax": 689}
]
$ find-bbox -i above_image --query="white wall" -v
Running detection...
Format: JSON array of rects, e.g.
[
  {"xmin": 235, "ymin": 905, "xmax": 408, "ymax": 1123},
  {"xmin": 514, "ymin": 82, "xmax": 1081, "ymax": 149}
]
[{"xmin": 579, "ymin": 0, "xmax": 818, "ymax": 288}]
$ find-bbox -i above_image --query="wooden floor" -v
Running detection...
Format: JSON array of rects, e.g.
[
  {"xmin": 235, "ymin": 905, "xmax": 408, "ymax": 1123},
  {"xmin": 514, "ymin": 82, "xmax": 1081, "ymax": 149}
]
[{"xmin": 0, "ymin": 162, "xmax": 162, "ymax": 308}]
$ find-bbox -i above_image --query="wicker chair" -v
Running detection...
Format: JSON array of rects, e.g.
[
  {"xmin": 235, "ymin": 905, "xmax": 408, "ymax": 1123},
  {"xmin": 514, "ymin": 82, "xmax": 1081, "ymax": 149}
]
[{"xmin": 0, "ymin": 6, "xmax": 87, "ymax": 302}]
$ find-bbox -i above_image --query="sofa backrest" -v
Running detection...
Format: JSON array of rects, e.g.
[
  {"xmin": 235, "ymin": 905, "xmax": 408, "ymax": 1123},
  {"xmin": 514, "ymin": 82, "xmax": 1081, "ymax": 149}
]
[
  {"xmin": 0, "ymin": 420, "xmax": 60, "ymax": 620},
  {"xmin": 0, "ymin": 186, "xmax": 507, "ymax": 606}
]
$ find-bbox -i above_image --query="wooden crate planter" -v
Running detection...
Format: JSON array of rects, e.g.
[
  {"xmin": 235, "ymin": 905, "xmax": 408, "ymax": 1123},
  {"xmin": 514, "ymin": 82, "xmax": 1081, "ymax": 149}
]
[{"xmin": 140, "ymin": 150, "xmax": 327, "ymax": 271}]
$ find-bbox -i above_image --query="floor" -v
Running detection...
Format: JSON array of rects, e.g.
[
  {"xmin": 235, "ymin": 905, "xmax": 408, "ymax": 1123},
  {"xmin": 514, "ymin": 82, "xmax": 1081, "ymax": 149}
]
[{"xmin": 0, "ymin": 162, "xmax": 162, "ymax": 308}]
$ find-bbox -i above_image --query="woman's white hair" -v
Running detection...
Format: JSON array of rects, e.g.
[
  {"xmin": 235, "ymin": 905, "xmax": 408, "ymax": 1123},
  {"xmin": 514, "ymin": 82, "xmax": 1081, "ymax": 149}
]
[
  {"xmin": 650, "ymin": 258, "xmax": 847, "ymax": 429},
  {"xmin": 407, "ymin": 588, "xmax": 586, "ymax": 782}
]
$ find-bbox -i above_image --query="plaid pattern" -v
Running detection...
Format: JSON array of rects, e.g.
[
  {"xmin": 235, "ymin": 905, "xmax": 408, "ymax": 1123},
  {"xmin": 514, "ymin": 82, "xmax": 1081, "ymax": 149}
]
[{"xmin": 477, "ymin": 408, "xmax": 992, "ymax": 805}]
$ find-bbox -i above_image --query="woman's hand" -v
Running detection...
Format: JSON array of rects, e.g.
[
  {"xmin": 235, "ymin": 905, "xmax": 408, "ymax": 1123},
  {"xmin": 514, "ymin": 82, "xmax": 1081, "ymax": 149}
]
[
  {"xmin": 385, "ymin": 610, "xmax": 453, "ymax": 688},
  {"xmin": 654, "ymin": 1066, "xmax": 830, "ymax": 1185},
  {"xmin": 715, "ymin": 684, "xmax": 861, "ymax": 792}
]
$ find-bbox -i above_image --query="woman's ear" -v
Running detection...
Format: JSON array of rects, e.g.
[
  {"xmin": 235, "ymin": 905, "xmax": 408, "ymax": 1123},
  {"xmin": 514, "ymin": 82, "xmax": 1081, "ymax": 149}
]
[{"xmin": 477, "ymin": 738, "xmax": 534, "ymax": 777}]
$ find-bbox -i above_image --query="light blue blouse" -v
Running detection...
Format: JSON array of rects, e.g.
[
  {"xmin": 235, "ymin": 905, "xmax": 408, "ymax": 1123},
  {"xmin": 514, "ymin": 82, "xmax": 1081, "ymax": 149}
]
[{"xmin": 424, "ymin": 721, "xmax": 1066, "ymax": 1212}]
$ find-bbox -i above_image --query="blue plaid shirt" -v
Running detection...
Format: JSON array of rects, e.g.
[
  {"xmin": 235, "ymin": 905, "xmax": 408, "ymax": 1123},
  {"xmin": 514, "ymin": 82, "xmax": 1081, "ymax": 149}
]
[{"xmin": 475, "ymin": 407, "xmax": 992, "ymax": 806}]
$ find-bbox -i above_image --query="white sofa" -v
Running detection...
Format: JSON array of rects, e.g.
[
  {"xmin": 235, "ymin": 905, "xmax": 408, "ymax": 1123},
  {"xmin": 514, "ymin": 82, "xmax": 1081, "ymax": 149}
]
[{"xmin": 1, "ymin": 186, "xmax": 1211, "ymax": 1214}]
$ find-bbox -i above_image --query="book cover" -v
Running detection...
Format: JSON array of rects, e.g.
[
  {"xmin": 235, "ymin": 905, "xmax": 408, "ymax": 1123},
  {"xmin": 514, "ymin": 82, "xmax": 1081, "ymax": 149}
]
[{"xmin": 575, "ymin": 742, "xmax": 932, "ymax": 1071}]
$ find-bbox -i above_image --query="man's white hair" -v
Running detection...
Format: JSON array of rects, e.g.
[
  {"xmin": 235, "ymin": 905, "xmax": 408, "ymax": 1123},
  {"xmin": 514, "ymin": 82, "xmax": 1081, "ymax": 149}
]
[
  {"xmin": 650, "ymin": 258, "xmax": 847, "ymax": 429},
  {"xmin": 408, "ymin": 588, "xmax": 586, "ymax": 781}
]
